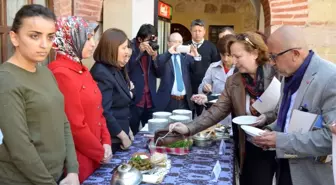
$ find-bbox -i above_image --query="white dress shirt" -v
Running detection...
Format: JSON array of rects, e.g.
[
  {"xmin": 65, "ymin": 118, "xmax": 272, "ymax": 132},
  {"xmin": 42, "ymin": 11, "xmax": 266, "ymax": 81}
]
[
  {"xmin": 284, "ymin": 91, "xmax": 298, "ymax": 133},
  {"xmin": 192, "ymin": 39, "xmax": 205, "ymax": 48}
]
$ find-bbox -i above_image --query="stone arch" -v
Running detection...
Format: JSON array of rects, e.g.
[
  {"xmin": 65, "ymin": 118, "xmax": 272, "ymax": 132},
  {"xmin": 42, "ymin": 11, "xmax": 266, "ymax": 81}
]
[
  {"xmin": 260, "ymin": 0, "xmax": 271, "ymax": 35},
  {"xmin": 259, "ymin": 0, "xmax": 310, "ymax": 35}
]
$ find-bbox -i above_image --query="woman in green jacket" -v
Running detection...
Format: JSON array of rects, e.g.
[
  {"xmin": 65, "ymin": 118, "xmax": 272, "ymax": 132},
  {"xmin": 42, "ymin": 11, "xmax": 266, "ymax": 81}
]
[{"xmin": 0, "ymin": 4, "xmax": 79, "ymax": 185}]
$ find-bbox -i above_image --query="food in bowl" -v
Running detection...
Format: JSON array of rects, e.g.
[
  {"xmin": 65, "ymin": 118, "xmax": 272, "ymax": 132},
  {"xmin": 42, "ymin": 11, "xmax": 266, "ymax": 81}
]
[
  {"xmin": 165, "ymin": 139, "xmax": 193, "ymax": 148},
  {"xmin": 128, "ymin": 154, "xmax": 153, "ymax": 171},
  {"xmin": 193, "ymin": 133, "xmax": 214, "ymax": 147},
  {"xmin": 150, "ymin": 152, "xmax": 168, "ymax": 167}
]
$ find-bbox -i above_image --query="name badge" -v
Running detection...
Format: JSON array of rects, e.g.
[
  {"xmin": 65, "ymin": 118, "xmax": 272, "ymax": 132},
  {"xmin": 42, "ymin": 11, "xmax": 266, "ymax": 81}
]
[
  {"xmin": 211, "ymin": 160, "xmax": 221, "ymax": 182},
  {"xmin": 218, "ymin": 139, "xmax": 226, "ymax": 155}
]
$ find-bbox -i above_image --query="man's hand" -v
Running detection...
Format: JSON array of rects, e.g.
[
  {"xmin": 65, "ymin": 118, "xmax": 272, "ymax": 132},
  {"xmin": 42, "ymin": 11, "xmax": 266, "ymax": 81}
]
[
  {"xmin": 139, "ymin": 42, "xmax": 148, "ymax": 53},
  {"xmin": 101, "ymin": 144, "xmax": 112, "ymax": 164},
  {"xmin": 168, "ymin": 44, "xmax": 180, "ymax": 55},
  {"xmin": 139, "ymin": 41, "xmax": 158, "ymax": 60},
  {"xmin": 253, "ymin": 131, "xmax": 276, "ymax": 148},
  {"xmin": 145, "ymin": 45, "xmax": 158, "ymax": 58},
  {"xmin": 59, "ymin": 173, "xmax": 79, "ymax": 185},
  {"xmin": 329, "ymin": 122, "xmax": 336, "ymax": 134},
  {"xmin": 188, "ymin": 45, "xmax": 199, "ymax": 57}
]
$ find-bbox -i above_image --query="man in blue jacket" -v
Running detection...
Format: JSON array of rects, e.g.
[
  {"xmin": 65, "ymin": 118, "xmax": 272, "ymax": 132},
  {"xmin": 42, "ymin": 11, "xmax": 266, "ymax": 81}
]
[
  {"xmin": 127, "ymin": 24, "xmax": 160, "ymax": 134},
  {"xmin": 156, "ymin": 32, "xmax": 201, "ymax": 112}
]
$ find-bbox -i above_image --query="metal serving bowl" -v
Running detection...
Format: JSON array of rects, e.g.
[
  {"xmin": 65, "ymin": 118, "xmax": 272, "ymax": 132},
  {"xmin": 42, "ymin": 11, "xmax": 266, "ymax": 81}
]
[
  {"xmin": 192, "ymin": 133, "xmax": 214, "ymax": 147},
  {"xmin": 110, "ymin": 163, "xmax": 142, "ymax": 185}
]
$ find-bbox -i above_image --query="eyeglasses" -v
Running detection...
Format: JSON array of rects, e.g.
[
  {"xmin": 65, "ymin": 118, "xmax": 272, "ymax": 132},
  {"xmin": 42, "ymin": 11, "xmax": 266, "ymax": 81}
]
[{"xmin": 269, "ymin": 47, "xmax": 301, "ymax": 62}]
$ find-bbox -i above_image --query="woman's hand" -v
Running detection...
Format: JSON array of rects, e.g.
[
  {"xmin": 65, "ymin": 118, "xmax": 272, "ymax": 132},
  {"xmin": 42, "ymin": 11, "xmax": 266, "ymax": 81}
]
[
  {"xmin": 168, "ymin": 122, "xmax": 189, "ymax": 135},
  {"xmin": 117, "ymin": 131, "xmax": 132, "ymax": 150},
  {"xmin": 191, "ymin": 94, "xmax": 208, "ymax": 106},
  {"xmin": 251, "ymin": 114, "xmax": 267, "ymax": 127},
  {"xmin": 129, "ymin": 128, "xmax": 134, "ymax": 141},
  {"xmin": 101, "ymin": 144, "xmax": 112, "ymax": 164},
  {"xmin": 59, "ymin": 173, "xmax": 79, "ymax": 185},
  {"xmin": 203, "ymin": 83, "xmax": 212, "ymax": 93},
  {"xmin": 129, "ymin": 81, "xmax": 134, "ymax": 90}
]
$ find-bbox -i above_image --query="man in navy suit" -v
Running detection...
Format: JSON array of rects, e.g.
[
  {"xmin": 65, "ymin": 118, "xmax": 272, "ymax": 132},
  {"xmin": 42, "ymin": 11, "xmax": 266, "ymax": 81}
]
[
  {"xmin": 156, "ymin": 32, "xmax": 201, "ymax": 112},
  {"xmin": 127, "ymin": 24, "xmax": 160, "ymax": 134}
]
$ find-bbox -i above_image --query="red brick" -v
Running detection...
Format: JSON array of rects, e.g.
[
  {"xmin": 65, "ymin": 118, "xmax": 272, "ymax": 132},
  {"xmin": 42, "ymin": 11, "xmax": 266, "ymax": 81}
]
[
  {"xmin": 272, "ymin": 14, "xmax": 293, "ymax": 19},
  {"xmin": 293, "ymin": 0, "xmax": 307, "ymax": 4},
  {"xmin": 271, "ymin": 21, "xmax": 283, "ymax": 25},
  {"xmin": 81, "ymin": 6, "xmax": 101, "ymax": 12},
  {"xmin": 60, "ymin": 0, "xmax": 69, "ymax": 7},
  {"xmin": 79, "ymin": 0, "xmax": 102, "ymax": 3},
  {"xmin": 272, "ymin": 5, "xmax": 308, "ymax": 13},
  {"xmin": 76, "ymin": 9, "xmax": 92, "ymax": 16},
  {"xmin": 294, "ymin": 14, "xmax": 308, "ymax": 18},
  {"xmin": 283, "ymin": 21, "xmax": 306, "ymax": 26},
  {"xmin": 309, "ymin": 21, "xmax": 328, "ymax": 26},
  {"xmin": 271, "ymin": 1, "xmax": 291, "ymax": 7},
  {"xmin": 82, "ymin": 16, "xmax": 96, "ymax": 22}
]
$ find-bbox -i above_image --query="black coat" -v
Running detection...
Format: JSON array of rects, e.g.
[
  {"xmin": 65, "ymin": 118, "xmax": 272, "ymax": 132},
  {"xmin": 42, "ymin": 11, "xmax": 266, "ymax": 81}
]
[{"xmin": 91, "ymin": 62, "xmax": 132, "ymax": 143}]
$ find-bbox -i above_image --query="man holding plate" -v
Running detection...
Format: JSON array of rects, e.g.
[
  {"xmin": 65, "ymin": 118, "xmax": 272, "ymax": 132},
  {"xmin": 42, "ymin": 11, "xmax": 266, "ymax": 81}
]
[{"xmin": 254, "ymin": 26, "xmax": 336, "ymax": 185}]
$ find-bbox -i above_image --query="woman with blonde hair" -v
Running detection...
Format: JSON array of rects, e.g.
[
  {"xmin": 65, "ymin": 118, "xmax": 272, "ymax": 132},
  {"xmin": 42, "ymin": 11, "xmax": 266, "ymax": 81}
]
[{"xmin": 170, "ymin": 32, "xmax": 278, "ymax": 185}]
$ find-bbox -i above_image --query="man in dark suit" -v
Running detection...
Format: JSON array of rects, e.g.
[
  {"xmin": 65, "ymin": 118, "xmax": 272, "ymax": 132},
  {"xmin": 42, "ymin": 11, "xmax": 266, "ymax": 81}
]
[
  {"xmin": 184, "ymin": 19, "xmax": 220, "ymax": 116},
  {"xmin": 127, "ymin": 24, "xmax": 160, "ymax": 134},
  {"xmin": 156, "ymin": 32, "xmax": 201, "ymax": 112}
]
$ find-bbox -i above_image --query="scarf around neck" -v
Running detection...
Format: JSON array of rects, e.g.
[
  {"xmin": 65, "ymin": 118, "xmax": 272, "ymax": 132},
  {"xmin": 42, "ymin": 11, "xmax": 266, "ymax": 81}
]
[
  {"xmin": 241, "ymin": 65, "xmax": 265, "ymax": 116},
  {"xmin": 276, "ymin": 50, "xmax": 314, "ymax": 131}
]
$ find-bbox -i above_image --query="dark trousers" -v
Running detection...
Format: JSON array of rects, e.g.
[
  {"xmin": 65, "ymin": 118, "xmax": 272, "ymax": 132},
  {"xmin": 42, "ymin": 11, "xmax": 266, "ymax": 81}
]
[
  {"xmin": 276, "ymin": 159, "xmax": 293, "ymax": 185},
  {"xmin": 194, "ymin": 104, "xmax": 204, "ymax": 116},
  {"xmin": 164, "ymin": 96, "xmax": 189, "ymax": 112},
  {"xmin": 130, "ymin": 105, "xmax": 154, "ymax": 135},
  {"xmin": 240, "ymin": 142, "xmax": 277, "ymax": 185}
]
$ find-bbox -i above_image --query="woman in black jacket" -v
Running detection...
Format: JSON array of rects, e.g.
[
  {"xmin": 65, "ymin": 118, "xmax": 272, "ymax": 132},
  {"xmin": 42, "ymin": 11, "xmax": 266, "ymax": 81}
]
[{"xmin": 91, "ymin": 28, "xmax": 135, "ymax": 153}]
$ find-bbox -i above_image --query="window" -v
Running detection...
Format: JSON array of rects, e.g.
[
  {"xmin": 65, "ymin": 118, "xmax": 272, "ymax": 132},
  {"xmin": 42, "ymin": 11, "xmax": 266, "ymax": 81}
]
[{"xmin": 0, "ymin": 0, "xmax": 54, "ymax": 63}]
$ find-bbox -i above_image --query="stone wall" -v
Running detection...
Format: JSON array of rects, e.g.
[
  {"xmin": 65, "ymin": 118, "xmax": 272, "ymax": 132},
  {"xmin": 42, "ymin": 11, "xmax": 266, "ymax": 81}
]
[
  {"xmin": 53, "ymin": 0, "xmax": 103, "ymax": 21},
  {"xmin": 165, "ymin": 0, "xmax": 257, "ymax": 35},
  {"xmin": 266, "ymin": 0, "xmax": 336, "ymax": 62},
  {"xmin": 52, "ymin": 0, "xmax": 336, "ymax": 62}
]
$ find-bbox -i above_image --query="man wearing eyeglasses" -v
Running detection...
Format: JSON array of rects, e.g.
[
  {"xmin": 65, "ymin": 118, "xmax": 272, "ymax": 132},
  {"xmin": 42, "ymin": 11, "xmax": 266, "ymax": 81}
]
[{"xmin": 254, "ymin": 26, "xmax": 336, "ymax": 185}]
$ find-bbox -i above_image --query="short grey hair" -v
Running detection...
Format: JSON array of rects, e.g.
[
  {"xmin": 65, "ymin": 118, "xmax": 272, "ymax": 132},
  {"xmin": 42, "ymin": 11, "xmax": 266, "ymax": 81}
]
[{"xmin": 191, "ymin": 19, "xmax": 205, "ymax": 28}]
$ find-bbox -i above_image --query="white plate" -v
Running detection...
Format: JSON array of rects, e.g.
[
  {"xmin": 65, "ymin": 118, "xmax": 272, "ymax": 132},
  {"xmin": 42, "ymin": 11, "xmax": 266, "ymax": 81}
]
[
  {"xmin": 169, "ymin": 115, "xmax": 190, "ymax": 121},
  {"xmin": 232, "ymin": 115, "xmax": 258, "ymax": 125},
  {"xmin": 153, "ymin": 111, "xmax": 172, "ymax": 117},
  {"xmin": 172, "ymin": 109, "xmax": 192, "ymax": 114},
  {"xmin": 209, "ymin": 99, "xmax": 218, "ymax": 103},
  {"xmin": 241, "ymin": 125, "xmax": 265, "ymax": 137},
  {"xmin": 0, "ymin": 129, "xmax": 3, "ymax": 145},
  {"xmin": 141, "ymin": 124, "xmax": 149, "ymax": 132}
]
